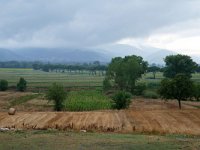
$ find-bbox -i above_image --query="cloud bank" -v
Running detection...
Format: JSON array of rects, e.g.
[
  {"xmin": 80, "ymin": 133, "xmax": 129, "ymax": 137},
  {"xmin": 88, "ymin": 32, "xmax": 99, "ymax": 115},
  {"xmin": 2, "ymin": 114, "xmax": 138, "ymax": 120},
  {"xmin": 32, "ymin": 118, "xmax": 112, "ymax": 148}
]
[{"xmin": 0, "ymin": 0, "xmax": 200, "ymax": 54}]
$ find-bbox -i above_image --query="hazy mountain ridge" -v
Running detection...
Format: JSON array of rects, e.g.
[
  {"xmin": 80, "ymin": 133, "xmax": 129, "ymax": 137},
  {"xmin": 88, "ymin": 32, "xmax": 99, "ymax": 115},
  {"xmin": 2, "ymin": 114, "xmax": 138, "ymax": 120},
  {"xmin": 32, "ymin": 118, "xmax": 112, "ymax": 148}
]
[{"xmin": 0, "ymin": 46, "xmax": 199, "ymax": 64}]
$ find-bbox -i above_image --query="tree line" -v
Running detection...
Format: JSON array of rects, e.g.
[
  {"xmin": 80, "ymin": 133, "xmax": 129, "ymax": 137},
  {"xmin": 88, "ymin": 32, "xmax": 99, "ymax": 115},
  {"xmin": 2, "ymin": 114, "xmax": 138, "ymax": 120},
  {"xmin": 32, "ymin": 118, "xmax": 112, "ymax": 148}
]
[
  {"xmin": 32, "ymin": 61, "xmax": 108, "ymax": 76},
  {"xmin": 103, "ymin": 54, "xmax": 200, "ymax": 109}
]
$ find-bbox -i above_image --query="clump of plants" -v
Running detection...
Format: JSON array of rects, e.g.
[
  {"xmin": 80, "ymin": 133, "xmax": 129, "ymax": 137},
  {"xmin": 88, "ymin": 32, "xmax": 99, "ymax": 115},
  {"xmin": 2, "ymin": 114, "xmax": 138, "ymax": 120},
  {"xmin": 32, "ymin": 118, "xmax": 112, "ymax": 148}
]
[
  {"xmin": 46, "ymin": 83, "xmax": 67, "ymax": 111},
  {"xmin": 112, "ymin": 91, "xmax": 132, "ymax": 110},
  {"xmin": 17, "ymin": 77, "xmax": 27, "ymax": 92},
  {"xmin": 0, "ymin": 80, "xmax": 8, "ymax": 91},
  {"xmin": 134, "ymin": 81, "xmax": 146, "ymax": 96}
]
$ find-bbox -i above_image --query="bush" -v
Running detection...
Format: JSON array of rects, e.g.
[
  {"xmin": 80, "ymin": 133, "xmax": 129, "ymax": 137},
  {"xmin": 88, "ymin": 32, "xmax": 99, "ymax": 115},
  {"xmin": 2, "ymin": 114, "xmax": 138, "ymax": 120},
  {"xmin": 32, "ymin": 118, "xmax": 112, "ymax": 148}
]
[
  {"xmin": 134, "ymin": 82, "xmax": 146, "ymax": 95},
  {"xmin": 17, "ymin": 78, "xmax": 27, "ymax": 92},
  {"xmin": 0, "ymin": 80, "xmax": 8, "ymax": 91},
  {"xmin": 103, "ymin": 78, "xmax": 112, "ymax": 91},
  {"xmin": 46, "ymin": 83, "xmax": 67, "ymax": 111},
  {"xmin": 192, "ymin": 84, "xmax": 200, "ymax": 101},
  {"xmin": 112, "ymin": 91, "xmax": 132, "ymax": 110},
  {"xmin": 143, "ymin": 90, "xmax": 159, "ymax": 99}
]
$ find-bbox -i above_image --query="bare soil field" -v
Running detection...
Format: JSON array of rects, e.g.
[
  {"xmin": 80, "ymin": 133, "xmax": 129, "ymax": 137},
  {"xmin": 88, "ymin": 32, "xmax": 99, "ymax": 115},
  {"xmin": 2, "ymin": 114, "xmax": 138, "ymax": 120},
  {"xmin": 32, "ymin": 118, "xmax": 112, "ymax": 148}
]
[{"xmin": 0, "ymin": 92, "xmax": 200, "ymax": 135}]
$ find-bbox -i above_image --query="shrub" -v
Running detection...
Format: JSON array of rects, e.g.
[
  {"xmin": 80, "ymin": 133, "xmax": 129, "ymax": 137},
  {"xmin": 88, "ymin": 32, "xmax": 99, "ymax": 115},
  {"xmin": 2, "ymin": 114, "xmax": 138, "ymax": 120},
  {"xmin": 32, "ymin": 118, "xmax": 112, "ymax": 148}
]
[
  {"xmin": 103, "ymin": 78, "xmax": 112, "ymax": 91},
  {"xmin": 192, "ymin": 84, "xmax": 200, "ymax": 101},
  {"xmin": 46, "ymin": 83, "xmax": 67, "ymax": 111},
  {"xmin": 134, "ymin": 82, "xmax": 146, "ymax": 95},
  {"xmin": 143, "ymin": 90, "xmax": 159, "ymax": 99},
  {"xmin": 112, "ymin": 91, "xmax": 132, "ymax": 110},
  {"xmin": 0, "ymin": 80, "xmax": 8, "ymax": 91},
  {"xmin": 17, "ymin": 78, "xmax": 27, "ymax": 92}
]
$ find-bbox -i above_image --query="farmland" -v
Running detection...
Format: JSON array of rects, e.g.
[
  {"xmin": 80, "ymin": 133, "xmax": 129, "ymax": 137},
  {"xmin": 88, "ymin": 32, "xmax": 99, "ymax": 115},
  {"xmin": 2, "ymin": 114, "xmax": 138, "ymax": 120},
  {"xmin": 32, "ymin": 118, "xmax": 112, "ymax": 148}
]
[
  {"xmin": 1, "ymin": 68, "xmax": 200, "ymax": 149},
  {"xmin": 1, "ymin": 68, "xmax": 200, "ymax": 91},
  {"xmin": 0, "ymin": 68, "xmax": 104, "ymax": 90}
]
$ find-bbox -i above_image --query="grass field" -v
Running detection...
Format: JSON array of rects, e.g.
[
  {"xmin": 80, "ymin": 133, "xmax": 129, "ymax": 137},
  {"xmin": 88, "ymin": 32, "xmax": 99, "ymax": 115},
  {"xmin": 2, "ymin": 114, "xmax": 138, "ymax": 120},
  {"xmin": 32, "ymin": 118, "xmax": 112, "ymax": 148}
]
[
  {"xmin": 0, "ymin": 68, "xmax": 104, "ymax": 90},
  {"xmin": 0, "ymin": 130, "xmax": 199, "ymax": 150},
  {"xmin": 1, "ymin": 68, "xmax": 200, "ymax": 91}
]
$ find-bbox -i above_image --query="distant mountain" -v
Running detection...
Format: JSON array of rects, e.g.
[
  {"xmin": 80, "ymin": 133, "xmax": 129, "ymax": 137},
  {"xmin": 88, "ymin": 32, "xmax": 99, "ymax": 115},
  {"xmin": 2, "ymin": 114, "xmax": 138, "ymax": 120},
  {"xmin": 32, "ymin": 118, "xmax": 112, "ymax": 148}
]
[
  {"xmin": 97, "ymin": 44, "xmax": 147, "ymax": 57},
  {"xmin": 99, "ymin": 44, "xmax": 177, "ymax": 64},
  {"xmin": 0, "ymin": 48, "xmax": 23, "ymax": 61},
  {"xmin": 145, "ymin": 49, "xmax": 177, "ymax": 65},
  {"xmin": 4, "ymin": 48, "xmax": 110, "ymax": 63},
  {"xmin": 0, "ymin": 46, "xmax": 199, "ymax": 64}
]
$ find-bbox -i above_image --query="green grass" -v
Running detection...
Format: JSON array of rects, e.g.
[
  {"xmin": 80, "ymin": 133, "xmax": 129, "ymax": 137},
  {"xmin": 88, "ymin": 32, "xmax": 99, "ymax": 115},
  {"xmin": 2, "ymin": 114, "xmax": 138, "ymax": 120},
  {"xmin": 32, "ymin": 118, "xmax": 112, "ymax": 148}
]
[
  {"xmin": 10, "ymin": 94, "xmax": 42, "ymax": 106},
  {"xmin": 0, "ymin": 130, "xmax": 199, "ymax": 150},
  {"xmin": 64, "ymin": 90, "xmax": 112, "ymax": 111},
  {"xmin": 0, "ymin": 68, "xmax": 104, "ymax": 90}
]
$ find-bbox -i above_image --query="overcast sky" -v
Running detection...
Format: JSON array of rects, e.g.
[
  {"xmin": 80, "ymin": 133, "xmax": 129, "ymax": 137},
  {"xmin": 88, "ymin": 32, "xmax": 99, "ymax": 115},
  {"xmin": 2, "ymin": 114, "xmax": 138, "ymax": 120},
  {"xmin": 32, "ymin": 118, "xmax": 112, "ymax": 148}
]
[{"xmin": 1, "ymin": 0, "xmax": 200, "ymax": 55}]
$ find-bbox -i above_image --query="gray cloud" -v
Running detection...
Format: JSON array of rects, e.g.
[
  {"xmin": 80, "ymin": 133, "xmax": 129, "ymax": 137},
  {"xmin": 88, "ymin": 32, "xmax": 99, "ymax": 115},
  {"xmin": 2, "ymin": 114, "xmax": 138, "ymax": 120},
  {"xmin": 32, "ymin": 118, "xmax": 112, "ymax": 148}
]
[{"xmin": 0, "ymin": 0, "xmax": 200, "ymax": 48}]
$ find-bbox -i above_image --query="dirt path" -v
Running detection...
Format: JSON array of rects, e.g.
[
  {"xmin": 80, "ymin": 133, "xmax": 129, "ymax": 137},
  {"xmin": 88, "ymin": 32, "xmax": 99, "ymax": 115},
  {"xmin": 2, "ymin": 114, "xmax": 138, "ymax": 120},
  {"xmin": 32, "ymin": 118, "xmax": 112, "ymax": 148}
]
[{"xmin": 0, "ymin": 109, "xmax": 200, "ymax": 135}]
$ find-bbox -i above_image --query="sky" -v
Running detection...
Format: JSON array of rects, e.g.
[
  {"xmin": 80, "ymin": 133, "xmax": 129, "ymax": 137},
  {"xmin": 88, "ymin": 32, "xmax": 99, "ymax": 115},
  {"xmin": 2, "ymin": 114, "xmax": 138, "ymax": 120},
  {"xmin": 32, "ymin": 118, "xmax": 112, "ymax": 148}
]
[{"xmin": 0, "ymin": 0, "xmax": 200, "ymax": 55}]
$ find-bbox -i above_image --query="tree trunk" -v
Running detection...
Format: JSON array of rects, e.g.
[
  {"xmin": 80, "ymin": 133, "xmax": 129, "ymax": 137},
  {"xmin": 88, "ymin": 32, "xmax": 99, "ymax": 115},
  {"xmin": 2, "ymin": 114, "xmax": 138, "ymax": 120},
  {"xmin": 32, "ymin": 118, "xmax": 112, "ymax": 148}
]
[{"xmin": 178, "ymin": 99, "xmax": 181, "ymax": 109}]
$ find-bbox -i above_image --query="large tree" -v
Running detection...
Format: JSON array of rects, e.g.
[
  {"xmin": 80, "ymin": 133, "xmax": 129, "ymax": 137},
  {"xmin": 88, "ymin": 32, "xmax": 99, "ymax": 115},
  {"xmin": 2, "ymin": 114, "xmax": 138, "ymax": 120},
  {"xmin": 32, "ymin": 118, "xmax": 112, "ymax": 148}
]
[
  {"xmin": 159, "ymin": 74, "xmax": 193, "ymax": 109},
  {"xmin": 106, "ymin": 55, "xmax": 147, "ymax": 93},
  {"xmin": 164, "ymin": 54, "xmax": 197, "ymax": 78}
]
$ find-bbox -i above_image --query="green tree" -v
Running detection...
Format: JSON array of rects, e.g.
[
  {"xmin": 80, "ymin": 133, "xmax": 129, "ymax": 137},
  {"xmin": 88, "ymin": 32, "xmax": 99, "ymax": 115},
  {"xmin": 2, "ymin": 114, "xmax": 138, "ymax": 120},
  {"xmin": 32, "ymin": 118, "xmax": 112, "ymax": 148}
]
[
  {"xmin": 46, "ymin": 83, "xmax": 67, "ymax": 111},
  {"xmin": 159, "ymin": 74, "xmax": 193, "ymax": 109},
  {"xmin": 0, "ymin": 80, "xmax": 8, "ymax": 91},
  {"xmin": 17, "ymin": 77, "xmax": 27, "ymax": 92},
  {"xmin": 112, "ymin": 91, "xmax": 132, "ymax": 109},
  {"xmin": 147, "ymin": 66, "xmax": 161, "ymax": 79},
  {"xmin": 164, "ymin": 54, "xmax": 197, "ymax": 78},
  {"xmin": 107, "ymin": 55, "xmax": 147, "ymax": 93}
]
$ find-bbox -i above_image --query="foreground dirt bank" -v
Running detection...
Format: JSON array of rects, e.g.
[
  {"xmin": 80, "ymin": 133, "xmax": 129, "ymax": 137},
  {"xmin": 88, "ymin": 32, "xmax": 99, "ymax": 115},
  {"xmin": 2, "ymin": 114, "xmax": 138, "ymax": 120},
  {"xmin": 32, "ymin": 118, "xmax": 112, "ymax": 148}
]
[{"xmin": 0, "ymin": 109, "xmax": 200, "ymax": 135}]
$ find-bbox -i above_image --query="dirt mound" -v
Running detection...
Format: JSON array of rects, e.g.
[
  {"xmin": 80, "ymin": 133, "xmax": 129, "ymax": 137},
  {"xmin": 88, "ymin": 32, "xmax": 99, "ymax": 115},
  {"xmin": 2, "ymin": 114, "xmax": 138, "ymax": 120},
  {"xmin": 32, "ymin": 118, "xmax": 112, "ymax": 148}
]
[{"xmin": 0, "ymin": 109, "xmax": 200, "ymax": 135}]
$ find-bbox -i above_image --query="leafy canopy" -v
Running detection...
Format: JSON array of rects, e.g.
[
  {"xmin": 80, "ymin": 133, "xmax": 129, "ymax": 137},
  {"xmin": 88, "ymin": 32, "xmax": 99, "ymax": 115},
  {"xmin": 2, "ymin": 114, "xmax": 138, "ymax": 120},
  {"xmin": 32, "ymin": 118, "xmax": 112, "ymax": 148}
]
[
  {"xmin": 164, "ymin": 54, "xmax": 197, "ymax": 78},
  {"xmin": 107, "ymin": 55, "xmax": 147, "ymax": 93}
]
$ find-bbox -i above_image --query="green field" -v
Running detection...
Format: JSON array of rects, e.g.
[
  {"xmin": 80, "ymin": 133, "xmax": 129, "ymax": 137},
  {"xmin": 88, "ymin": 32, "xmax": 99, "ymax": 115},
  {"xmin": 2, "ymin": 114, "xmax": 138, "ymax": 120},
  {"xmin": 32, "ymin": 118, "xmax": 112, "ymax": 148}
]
[
  {"xmin": 64, "ymin": 90, "xmax": 112, "ymax": 111},
  {"xmin": 0, "ymin": 130, "xmax": 199, "ymax": 150},
  {"xmin": 0, "ymin": 68, "xmax": 104, "ymax": 90},
  {"xmin": 1, "ymin": 68, "xmax": 200, "ymax": 92}
]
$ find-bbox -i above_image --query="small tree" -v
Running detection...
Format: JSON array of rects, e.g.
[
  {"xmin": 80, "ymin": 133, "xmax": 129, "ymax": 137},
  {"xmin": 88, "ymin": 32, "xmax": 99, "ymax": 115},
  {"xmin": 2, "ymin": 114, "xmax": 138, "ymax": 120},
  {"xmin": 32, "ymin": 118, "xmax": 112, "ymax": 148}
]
[
  {"xmin": 112, "ymin": 91, "xmax": 132, "ymax": 110},
  {"xmin": 46, "ymin": 83, "xmax": 67, "ymax": 111},
  {"xmin": 17, "ymin": 77, "xmax": 27, "ymax": 92},
  {"xmin": 0, "ymin": 80, "xmax": 8, "ymax": 91},
  {"xmin": 159, "ymin": 74, "xmax": 193, "ymax": 109}
]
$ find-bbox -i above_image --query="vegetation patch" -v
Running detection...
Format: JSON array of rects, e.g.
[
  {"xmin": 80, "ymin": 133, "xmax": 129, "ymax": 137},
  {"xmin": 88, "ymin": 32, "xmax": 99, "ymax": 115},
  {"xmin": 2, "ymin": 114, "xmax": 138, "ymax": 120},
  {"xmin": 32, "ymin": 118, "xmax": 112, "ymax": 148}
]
[
  {"xmin": 10, "ymin": 94, "xmax": 42, "ymax": 106},
  {"xmin": 143, "ymin": 90, "xmax": 159, "ymax": 99},
  {"xmin": 64, "ymin": 90, "xmax": 112, "ymax": 111}
]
